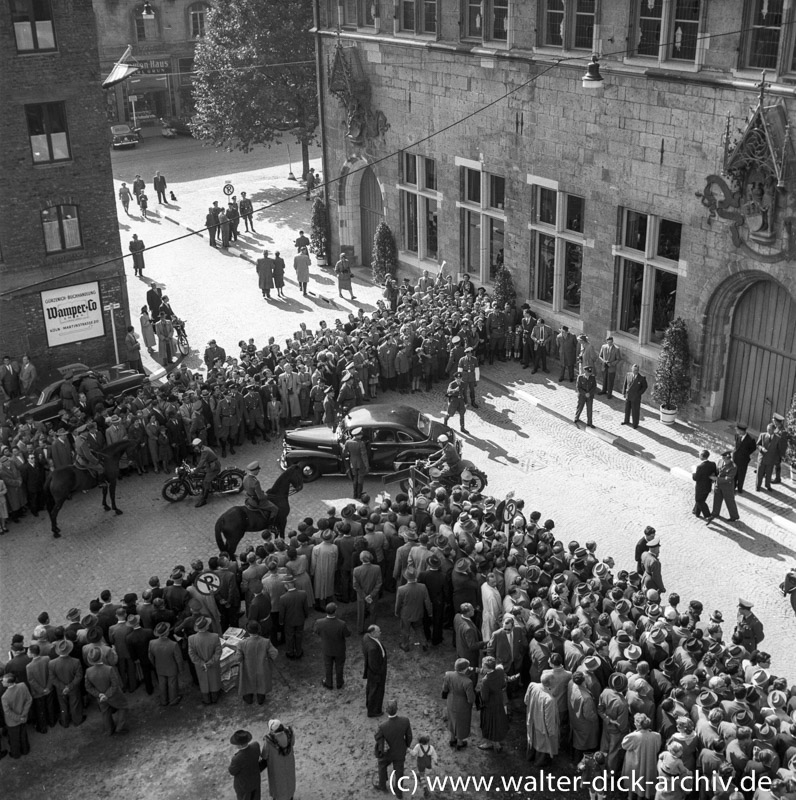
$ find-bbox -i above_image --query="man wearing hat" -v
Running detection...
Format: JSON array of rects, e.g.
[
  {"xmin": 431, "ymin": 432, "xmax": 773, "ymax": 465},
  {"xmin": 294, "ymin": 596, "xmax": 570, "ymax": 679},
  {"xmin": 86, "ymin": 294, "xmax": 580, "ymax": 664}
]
[
  {"xmin": 427, "ymin": 434, "xmax": 463, "ymax": 483},
  {"xmin": 48, "ymin": 639, "xmax": 84, "ymax": 727},
  {"xmin": 395, "ymin": 567, "xmax": 432, "ymax": 652},
  {"xmin": 525, "ymin": 672, "xmax": 560, "ymax": 767},
  {"xmin": 772, "ymin": 412, "xmax": 789, "ymax": 484},
  {"xmin": 621, "ymin": 364, "xmax": 648, "ymax": 428},
  {"xmin": 756, "ymin": 422, "xmax": 778, "ymax": 492},
  {"xmin": 312, "ymin": 603, "xmax": 351, "ymax": 690},
  {"xmin": 353, "ymin": 551, "xmax": 382, "ymax": 635},
  {"xmin": 732, "ymin": 422, "xmax": 757, "ymax": 494},
  {"xmin": 457, "ymin": 346, "xmax": 479, "ymax": 408},
  {"xmin": 574, "ymin": 366, "xmax": 597, "ymax": 428},
  {"xmin": 127, "ymin": 615, "xmax": 156, "ymax": 695},
  {"xmin": 237, "ymin": 621, "xmax": 278, "ymax": 705},
  {"xmin": 84, "ymin": 645, "xmax": 129, "ymax": 735},
  {"xmin": 640, "ymin": 537, "xmax": 665, "ymax": 593},
  {"xmin": 277, "ymin": 578, "xmax": 310, "ymax": 659},
  {"xmin": 204, "ymin": 339, "xmax": 226, "ymax": 369},
  {"xmin": 343, "ymin": 428, "xmax": 369, "ymax": 500},
  {"xmin": 453, "ymin": 604, "xmax": 483, "ymax": 672},
  {"xmin": 445, "ymin": 336, "xmax": 465, "ymax": 377},
  {"xmin": 531, "ymin": 316, "xmax": 552, "ymax": 374},
  {"xmin": 374, "ymin": 699, "xmax": 414, "ymax": 794},
  {"xmin": 189, "ymin": 616, "xmax": 223, "ymax": 704},
  {"xmin": 192, "ymin": 437, "xmax": 221, "ymax": 508},
  {"xmin": 735, "ymin": 599, "xmax": 765, "ymax": 652},
  {"xmin": 148, "ymin": 621, "xmax": 184, "ymax": 706},
  {"xmin": 443, "ymin": 371, "xmax": 468, "ymax": 434},
  {"xmin": 72, "ymin": 423, "xmax": 105, "ymax": 481},
  {"xmin": 707, "ymin": 451, "xmax": 739, "ymax": 524},
  {"xmin": 692, "ymin": 450, "xmax": 717, "ymax": 519},
  {"xmin": 598, "ymin": 673, "xmax": 630, "ymax": 771},
  {"xmin": 242, "ymin": 461, "xmax": 279, "ymax": 529},
  {"xmin": 228, "ymin": 729, "xmax": 263, "ymax": 800},
  {"xmin": 418, "ymin": 555, "xmax": 447, "ymax": 646}
]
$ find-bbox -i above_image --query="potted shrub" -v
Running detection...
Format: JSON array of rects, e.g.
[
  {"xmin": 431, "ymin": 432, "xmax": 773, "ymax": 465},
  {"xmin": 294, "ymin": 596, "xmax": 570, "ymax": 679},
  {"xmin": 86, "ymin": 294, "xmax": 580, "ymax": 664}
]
[
  {"xmin": 310, "ymin": 196, "xmax": 330, "ymax": 266},
  {"xmin": 652, "ymin": 317, "xmax": 691, "ymax": 424},
  {"xmin": 492, "ymin": 264, "xmax": 517, "ymax": 310},
  {"xmin": 785, "ymin": 390, "xmax": 796, "ymax": 485},
  {"xmin": 371, "ymin": 221, "xmax": 398, "ymax": 284}
]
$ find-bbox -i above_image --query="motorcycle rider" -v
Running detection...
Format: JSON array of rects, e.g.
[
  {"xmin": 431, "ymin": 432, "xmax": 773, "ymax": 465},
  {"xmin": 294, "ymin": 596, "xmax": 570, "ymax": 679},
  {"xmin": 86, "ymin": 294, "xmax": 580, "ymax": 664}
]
[
  {"xmin": 73, "ymin": 424, "xmax": 106, "ymax": 483},
  {"xmin": 242, "ymin": 461, "xmax": 279, "ymax": 527},
  {"xmin": 426, "ymin": 434, "xmax": 463, "ymax": 482},
  {"xmin": 192, "ymin": 437, "xmax": 220, "ymax": 508}
]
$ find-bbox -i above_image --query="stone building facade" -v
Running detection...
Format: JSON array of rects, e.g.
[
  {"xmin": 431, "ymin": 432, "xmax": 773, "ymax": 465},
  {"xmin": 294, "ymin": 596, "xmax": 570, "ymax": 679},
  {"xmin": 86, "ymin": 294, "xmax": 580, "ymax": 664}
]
[
  {"xmin": 1, "ymin": 0, "xmax": 129, "ymax": 374},
  {"xmin": 315, "ymin": 0, "xmax": 796, "ymax": 430},
  {"xmin": 92, "ymin": 0, "xmax": 211, "ymax": 125}
]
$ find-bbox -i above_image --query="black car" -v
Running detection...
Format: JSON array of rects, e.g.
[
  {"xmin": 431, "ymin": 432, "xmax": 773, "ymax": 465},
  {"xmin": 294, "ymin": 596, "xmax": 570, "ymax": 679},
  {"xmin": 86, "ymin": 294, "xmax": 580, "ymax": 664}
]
[
  {"xmin": 110, "ymin": 123, "xmax": 139, "ymax": 148},
  {"xmin": 279, "ymin": 404, "xmax": 458, "ymax": 482},
  {"xmin": 6, "ymin": 362, "xmax": 147, "ymax": 424}
]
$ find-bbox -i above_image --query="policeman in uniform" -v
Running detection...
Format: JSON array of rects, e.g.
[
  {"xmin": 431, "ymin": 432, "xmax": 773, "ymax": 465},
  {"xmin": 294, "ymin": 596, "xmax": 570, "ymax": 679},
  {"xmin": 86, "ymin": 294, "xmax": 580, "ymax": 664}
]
[
  {"xmin": 457, "ymin": 346, "xmax": 479, "ymax": 409},
  {"xmin": 322, "ymin": 385, "xmax": 338, "ymax": 429},
  {"xmin": 337, "ymin": 372, "xmax": 357, "ymax": 414},
  {"xmin": 707, "ymin": 450, "xmax": 739, "ymax": 523},
  {"xmin": 772, "ymin": 412, "xmax": 789, "ymax": 484},
  {"xmin": 243, "ymin": 384, "xmax": 269, "ymax": 444},
  {"xmin": 192, "ymin": 437, "xmax": 220, "ymax": 508},
  {"xmin": 213, "ymin": 390, "xmax": 234, "ymax": 458},
  {"xmin": 310, "ymin": 381, "xmax": 327, "ymax": 425},
  {"xmin": 73, "ymin": 424, "xmax": 105, "ymax": 481},
  {"xmin": 242, "ymin": 461, "xmax": 278, "ymax": 526},
  {"xmin": 343, "ymin": 428, "xmax": 370, "ymax": 499},
  {"xmin": 734, "ymin": 598, "xmax": 764, "ymax": 651},
  {"xmin": 732, "ymin": 422, "xmax": 757, "ymax": 494},
  {"xmin": 446, "ymin": 336, "xmax": 465, "ymax": 377},
  {"xmin": 427, "ymin": 434, "xmax": 462, "ymax": 481},
  {"xmin": 443, "ymin": 370, "xmax": 468, "ymax": 434},
  {"xmin": 487, "ymin": 303, "xmax": 508, "ymax": 364}
]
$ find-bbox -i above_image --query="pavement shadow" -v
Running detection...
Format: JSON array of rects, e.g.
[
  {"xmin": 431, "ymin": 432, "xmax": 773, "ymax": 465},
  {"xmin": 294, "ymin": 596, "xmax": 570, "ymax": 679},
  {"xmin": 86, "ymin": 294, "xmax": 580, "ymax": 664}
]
[
  {"xmin": 630, "ymin": 423, "xmax": 698, "ymax": 455},
  {"xmin": 270, "ymin": 295, "xmax": 313, "ymax": 313},
  {"xmin": 311, "ymin": 272, "xmax": 335, "ymax": 286},
  {"xmin": 142, "ymin": 216, "xmax": 162, "ymax": 225},
  {"xmin": 708, "ymin": 518, "xmax": 796, "ymax": 561},
  {"xmin": 118, "ymin": 221, "xmax": 131, "ymax": 231}
]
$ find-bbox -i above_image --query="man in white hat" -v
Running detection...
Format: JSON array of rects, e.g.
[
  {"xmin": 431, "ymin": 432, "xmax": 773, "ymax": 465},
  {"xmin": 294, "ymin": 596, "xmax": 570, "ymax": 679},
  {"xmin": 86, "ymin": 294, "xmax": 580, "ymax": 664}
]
[
  {"xmin": 191, "ymin": 437, "xmax": 220, "ymax": 508},
  {"xmin": 735, "ymin": 599, "xmax": 765, "ymax": 651},
  {"xmin": 427, "ymin": 434, "xmax": 462, "ymax": 482},
  {"xmin": 242, "ymin": 461, "xmax": 278, "ymax": 527}
]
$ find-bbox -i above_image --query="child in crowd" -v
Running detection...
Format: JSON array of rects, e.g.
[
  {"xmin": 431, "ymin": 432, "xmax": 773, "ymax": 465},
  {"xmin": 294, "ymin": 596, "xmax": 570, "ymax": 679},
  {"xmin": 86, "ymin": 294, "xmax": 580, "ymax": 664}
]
[{"xmin": 410, "ymin": 734, "xmax": 439, "ymax": 797}]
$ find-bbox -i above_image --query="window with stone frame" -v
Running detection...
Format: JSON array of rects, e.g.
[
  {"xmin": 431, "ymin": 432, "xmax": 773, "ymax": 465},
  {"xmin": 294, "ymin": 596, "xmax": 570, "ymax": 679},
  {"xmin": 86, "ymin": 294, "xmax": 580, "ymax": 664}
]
[
  {"xmin": 529, "ymin": 182, "xmax": 586, "ymax": 315},
  {"xmin": 399, "ymin": 154, "xmax": 439, "ymax": 261},
  {"xmin": 457, "ymin": 163, "xmax": 506, "ymax": 282},
  {"xmin": 399, "ymin": 0, "xmax": 437, "ymax": 33},
  {"xmin": 10, "ymin": 0, "xmax": 56, "ymax": 52},
  {"xmin": 742, "ymin": 0, "xmax": 783, "ymax": 71},
  {"xmin": 539, "ymin": 0, "xmax": 596, "ymax": 50},
  {"xmin": 26, "ymin": 101, "xmax": 70, "ymax": 164},
  {"xmin": 615, "ymin": 209, "xmax": 681, "ymax": 345},
  {"xmin": 630, "ymin": 0, "xmax": 703, "ymax": 64},
  {"xmin": 134, "ymin": 4, "xmax": 159, "ymax": 41},
  {"xmin": 463, "ymin": 0, "xmax": 510, "ymax": 43},
  {"xmin": 188, "ymin": 2, "xmax": 210, "ymax": 39},
  {"xmin": 41, "ymin": 205, "xmax": 82, "ymax": 253}
]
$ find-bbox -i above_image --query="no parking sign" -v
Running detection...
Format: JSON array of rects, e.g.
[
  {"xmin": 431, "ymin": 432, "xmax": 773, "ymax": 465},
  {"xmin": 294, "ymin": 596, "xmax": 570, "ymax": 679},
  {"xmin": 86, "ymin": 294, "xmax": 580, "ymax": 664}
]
[
  {"xmin": 502, "ymin": 499, "xmax": 516, "ymax": 534},
  {"xmin": 195, "ymin": 571, "xmax": 221, "ymax": 596},
  {"xmin": 223, "ymin": 182, "xmax": 234, "ymax": 196}
]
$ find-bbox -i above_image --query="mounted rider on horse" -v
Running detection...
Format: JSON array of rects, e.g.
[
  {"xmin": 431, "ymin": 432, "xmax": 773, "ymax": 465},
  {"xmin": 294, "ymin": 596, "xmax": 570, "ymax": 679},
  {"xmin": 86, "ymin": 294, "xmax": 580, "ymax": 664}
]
[
  {"xmin": 73, "ymin": 422, "xmax": 107, "ymax": 485},
  {"xmin": 242, "ymin": 461, "xmax": 278, "ymax": 528}
]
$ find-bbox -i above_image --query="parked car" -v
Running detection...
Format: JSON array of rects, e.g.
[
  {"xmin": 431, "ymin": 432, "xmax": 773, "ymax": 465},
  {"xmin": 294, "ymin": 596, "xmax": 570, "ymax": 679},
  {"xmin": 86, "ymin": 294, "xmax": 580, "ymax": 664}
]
[
  {"xmin": 160, "ymin": 116, "xmax": 194, "ymax": 137},
  {"xmin": 6, "ymin": 362, "xmax": 147, "ymax": 423},
  {"xmin": 279, "ymin": 404, "xmax": 458, "ymax": 482},
  {"xmin": 110, "ymin": 123, "xmax": 139, "ymax": 149}
]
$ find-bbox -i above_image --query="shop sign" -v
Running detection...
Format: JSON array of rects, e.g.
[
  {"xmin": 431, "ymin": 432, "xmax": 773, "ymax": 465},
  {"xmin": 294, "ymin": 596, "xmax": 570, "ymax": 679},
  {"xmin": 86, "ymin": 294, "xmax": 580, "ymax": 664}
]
[{"xmin": 40, "ymin": 281, "xmax": 104, "ymax": 347}]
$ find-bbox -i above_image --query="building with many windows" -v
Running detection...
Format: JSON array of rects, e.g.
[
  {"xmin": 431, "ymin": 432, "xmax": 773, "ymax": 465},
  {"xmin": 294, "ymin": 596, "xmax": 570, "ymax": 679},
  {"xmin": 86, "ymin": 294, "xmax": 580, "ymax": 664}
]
[
  {"xmin": 315, "ymin": 0, "xmax": 796, "ymax": 430},
  {"xmin": 1, "ymin": 0, "xmax": 130, "ymax": 373},
  {"xmin": 92, "ymin": 0, "xmax": 212, "ymax": 125}
]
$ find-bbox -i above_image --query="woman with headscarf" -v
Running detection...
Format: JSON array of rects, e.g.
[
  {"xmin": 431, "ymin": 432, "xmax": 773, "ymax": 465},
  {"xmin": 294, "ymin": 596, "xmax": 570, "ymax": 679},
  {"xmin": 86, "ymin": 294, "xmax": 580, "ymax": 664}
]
[
  {"xmin": 443, "ymin": 658, "xmax": 476, "ymax": 750},
  {"xmin": 477, "ymin": 656, "xmax": 509, "ymax": 752},
  {"xmin": 622, "ymin": 713, "xmax": 661, "ymax": 800},
  {"xmin": 262, "ymin": 719, "xmax": 296, "ymax": 800}
]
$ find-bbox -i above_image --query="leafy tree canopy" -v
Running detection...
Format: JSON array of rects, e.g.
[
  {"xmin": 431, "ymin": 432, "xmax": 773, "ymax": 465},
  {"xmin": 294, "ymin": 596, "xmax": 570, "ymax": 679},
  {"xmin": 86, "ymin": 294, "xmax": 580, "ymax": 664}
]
[{"xmin": 192, "ymin": 0, "xmax": 318, "ymax": 167}]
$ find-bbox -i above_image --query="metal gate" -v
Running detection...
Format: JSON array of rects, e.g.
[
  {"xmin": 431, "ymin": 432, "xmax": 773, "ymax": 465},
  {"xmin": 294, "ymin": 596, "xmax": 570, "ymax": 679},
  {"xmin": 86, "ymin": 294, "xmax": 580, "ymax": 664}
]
[
  {"xmin": 359, "ymin": 166, "xmax": 383, "ymax": 268},
  {"xmin": 723, "ymin": 280, "xmax": 796, "ymax": 430}
]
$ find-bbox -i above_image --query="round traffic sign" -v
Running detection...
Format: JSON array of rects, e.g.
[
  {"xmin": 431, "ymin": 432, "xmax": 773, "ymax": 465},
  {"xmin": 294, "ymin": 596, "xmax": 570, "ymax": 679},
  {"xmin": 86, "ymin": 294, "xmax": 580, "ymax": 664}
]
[
  {"xmin": 223, "ymin": 182, "xmax": 234, "ymax": 196},
  {"xmin": 195, "ymin": 571, "xmax": 221, "ymax": 596},
  {"xmin": 502, "ymin": 499, "xmax": 517, "ymax": 524}
]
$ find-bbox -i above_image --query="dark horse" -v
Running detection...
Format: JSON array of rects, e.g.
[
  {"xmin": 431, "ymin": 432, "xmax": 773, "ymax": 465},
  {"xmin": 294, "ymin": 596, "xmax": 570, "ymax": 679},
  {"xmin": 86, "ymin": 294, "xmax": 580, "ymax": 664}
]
[
  {"xmin": 45, "ymin": 439, "xmax": 130, "ymax": 538},
  {"xmin": 214, "ymin": 464, "xmax": 304, "ymax": 555}
]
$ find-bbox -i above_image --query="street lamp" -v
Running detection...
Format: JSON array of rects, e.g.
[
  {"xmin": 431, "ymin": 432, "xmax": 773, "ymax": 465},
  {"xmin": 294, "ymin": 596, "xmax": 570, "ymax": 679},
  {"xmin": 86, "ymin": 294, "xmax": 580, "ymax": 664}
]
[
  {"xmin": 582, "ymin": 54, "xmax": 604, "ymax": 92},
  {"xmin": 142, "ymin": 2, "xmax": 155, "ymax": 20}
]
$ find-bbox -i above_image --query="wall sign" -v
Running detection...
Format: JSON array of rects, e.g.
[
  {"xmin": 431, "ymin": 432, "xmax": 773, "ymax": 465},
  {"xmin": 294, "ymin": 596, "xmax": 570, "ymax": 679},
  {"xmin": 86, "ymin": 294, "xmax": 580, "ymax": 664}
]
[{"xmin": 40, "ymin": 281, "xmax": 105, "ymax": 347}]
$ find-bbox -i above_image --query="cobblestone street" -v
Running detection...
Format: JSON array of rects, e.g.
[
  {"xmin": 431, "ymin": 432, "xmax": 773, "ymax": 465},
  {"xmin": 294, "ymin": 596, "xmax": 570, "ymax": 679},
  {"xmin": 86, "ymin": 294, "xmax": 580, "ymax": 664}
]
[{"xmin": 1, "ymin": 141, "xmax": 794, "ymax": 799}]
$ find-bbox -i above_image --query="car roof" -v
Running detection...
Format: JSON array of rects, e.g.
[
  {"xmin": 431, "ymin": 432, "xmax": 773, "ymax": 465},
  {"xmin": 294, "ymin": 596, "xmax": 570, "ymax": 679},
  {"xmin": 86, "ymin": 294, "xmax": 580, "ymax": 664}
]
[
  {"xmin": 111, "ymin": 124, "xmax": 132, "ymax": 132},
  {"xmin": 346, "ymin": 404, "xmax": 422, "ymax": 429}
]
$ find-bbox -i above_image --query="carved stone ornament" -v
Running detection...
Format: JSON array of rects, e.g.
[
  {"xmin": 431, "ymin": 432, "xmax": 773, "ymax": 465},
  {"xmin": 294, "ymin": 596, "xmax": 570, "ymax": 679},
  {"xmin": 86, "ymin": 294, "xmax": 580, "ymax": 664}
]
[
  {"xmin": 696, "ymin": 74, "xmax": 796, "ymax": 262},
  {"xmin": 328, "ymin": 39, "xmax": 389, "ymax": 148}
]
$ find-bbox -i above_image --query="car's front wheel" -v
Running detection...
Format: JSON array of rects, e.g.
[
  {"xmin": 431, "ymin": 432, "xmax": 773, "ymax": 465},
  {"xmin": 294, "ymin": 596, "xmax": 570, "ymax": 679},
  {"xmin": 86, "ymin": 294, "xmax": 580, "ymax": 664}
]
[{"xmin": 297, "ymin": 461, "xmax": 320, "ymax": 482}]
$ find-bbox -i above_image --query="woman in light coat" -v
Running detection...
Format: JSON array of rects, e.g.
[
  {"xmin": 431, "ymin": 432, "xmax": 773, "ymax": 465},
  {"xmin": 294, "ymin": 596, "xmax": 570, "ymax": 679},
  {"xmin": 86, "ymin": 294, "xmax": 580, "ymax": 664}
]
[
  {"xmin": 139, "ymin": 306, "xmax": 156, "ymax": 350},
  {"xmin": 293, "ymin": 247, "xmax": 311, "ymax": 295}
]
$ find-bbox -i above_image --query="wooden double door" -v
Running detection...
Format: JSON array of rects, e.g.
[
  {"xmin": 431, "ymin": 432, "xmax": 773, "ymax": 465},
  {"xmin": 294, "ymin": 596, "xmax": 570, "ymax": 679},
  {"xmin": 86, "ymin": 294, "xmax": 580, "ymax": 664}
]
[{"xmin": 723, "ymin": 279, "xmax": 796, "ymax": 431}]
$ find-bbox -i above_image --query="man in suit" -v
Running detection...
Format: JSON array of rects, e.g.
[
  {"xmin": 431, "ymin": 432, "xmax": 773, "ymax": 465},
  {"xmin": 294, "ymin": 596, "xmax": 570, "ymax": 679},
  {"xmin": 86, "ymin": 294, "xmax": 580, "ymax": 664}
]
[
  {"xmin": 520, "ymin": 307, "xmax": 536, "ymax": 369},
  {"xmin": 772, "ymin": 412, "xmax": 789, "ymax": 484},
  {"xmin": 732, "ymin": 423, "xmax": 757, "ymax": 494},
  {"xmin": 343, "ymin": 428, "xmax": 369, "ymax": 500},
  {"xmin": 277, "ymin": 578, "xmax": 309, "ymax": 659},
  {"xmin": 362, "ymin": 625, "xmax": 388, "ymax": 717},
  {"xmin": 453, "ymin": 603, "xmax": 483, "ymax": 672},
  {"xmin": 228, "ymin": 729, "xmax": 263, "ymax": 800},
  {"xmin": 557, "ymin": 326, "xmax": 577, "ymax": 382},
  {"xmin": 126, "ymin": 615, "xmax": 155, "ymax": 695},
  {"xmin": 374, "ymin": 700, "xmax": 413, "ymax": 796},
  {"xmin": 621, "ymin": 364, "xmax": 648, "ymax": 428},
  {"xmin": 418, "ymin": 555, "xmax": 447, "ymax": 646},
  {"xmin": 312, "ymin": 602, "xmax": 351, "ymax": 689},
  {"xmin": 531, "ymin": 317, "xmax": 552, "ymax": 374},
  {"xmin": 597, "ymin": 336, "xmax": 620, "ymax": 398},
  {"xmin": 1, "ymin": 356, "xmax": 21, "ymax": 399},
  {"xmin": 487, "ymin": 614, "xmax": 526, "ymax": 690},
  {"xmin": 147, "ymin": 621, "xmax": 183, "ymax": 706},
  {"xmin": 707, "ymin": 451, "xmax": 740, "ymax": 523},
  {"xmin": 692, "ymin": 449, "xmax": 717, "ymax": 519},
  {"xmin": 153, "ymin": 171, "xmax": 167, "ymax": 204},
  {"xmin": 574, "ymin": 366, "xmax": 597, "ymax": 428},
  {"xmin": 756, "ymin": 423, "xmax": 778, "ymax": 492},
  {"xmin": 146, "ymin": 284, "xmax": 163, "ymax": 318},
  {"xmin": 353, "ymin": 551, "xmax": 382, "ymax": 635},
  {"xmin": 395, "ymin": 567, "xmax": 432, "ymax": 652}
]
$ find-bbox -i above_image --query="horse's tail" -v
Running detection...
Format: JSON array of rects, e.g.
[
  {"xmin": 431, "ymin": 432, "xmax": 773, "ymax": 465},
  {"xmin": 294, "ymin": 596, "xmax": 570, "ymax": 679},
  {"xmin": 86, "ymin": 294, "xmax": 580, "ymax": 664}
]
[
  {"xmin": 214, "ymin": 514, "xmax": 227, "ymax": 553},
  {"xmin": 44, "ymin": 474, "xmax": 55, "ymax": 512}
]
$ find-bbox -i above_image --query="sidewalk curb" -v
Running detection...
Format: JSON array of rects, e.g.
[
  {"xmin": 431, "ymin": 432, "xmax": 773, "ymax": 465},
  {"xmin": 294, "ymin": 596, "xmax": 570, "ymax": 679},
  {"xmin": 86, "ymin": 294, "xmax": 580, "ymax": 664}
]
[{"xmin": 480, "ymin": 375, "xmax": 793, "ymax": 534}]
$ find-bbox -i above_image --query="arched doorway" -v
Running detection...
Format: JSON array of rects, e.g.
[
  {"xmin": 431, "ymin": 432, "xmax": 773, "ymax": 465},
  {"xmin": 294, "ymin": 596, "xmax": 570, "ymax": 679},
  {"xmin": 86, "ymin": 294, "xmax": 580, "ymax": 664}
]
[
  {"xmin": 359, "ymin": 166, "xmax": 383, "ymax": 269},
  {"xmin": 723, "ymin": 280, "xmax": 796, "ymax": 430}
]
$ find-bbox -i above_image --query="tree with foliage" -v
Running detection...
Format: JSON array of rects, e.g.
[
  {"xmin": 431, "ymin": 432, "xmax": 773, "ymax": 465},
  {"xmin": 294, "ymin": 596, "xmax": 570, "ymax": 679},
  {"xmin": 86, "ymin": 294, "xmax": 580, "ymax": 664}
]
[
  {"xmin": 492, "ymin": 265, "xmax": 517, "ymax": 309},
  {"xmin": 652, "ymin": 317, "xmax": 691, "ymax": 412},
  {"xmin": 785, "ymin": 390, "xmax": 796, "ymax": 468},
  {"xmin": 371, "ymin": 222, "xmax": 398, "ymax": 284},
  {"xmin": 192, "ymin": 0, "xmax": 318, "ymax": 177},
  {"xmin": 309, "ymin": 196, "xmax": 329, "ymax": 263}
]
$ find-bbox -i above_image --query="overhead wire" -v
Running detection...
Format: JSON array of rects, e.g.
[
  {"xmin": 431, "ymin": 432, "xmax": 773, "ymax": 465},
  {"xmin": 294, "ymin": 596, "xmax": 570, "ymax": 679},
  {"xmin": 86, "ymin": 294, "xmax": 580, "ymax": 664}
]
[{"xmin": 3, "ymin": 19, "xmax": 788, "ymax": 298}]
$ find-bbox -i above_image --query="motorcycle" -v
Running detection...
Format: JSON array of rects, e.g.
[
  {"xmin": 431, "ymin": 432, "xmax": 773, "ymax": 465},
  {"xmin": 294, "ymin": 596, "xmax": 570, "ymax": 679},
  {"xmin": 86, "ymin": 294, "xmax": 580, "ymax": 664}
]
[
  {"xmin": 172, "ymin": 317, "xmax": 190, "ymax": 356},
  {"xmin": 400, "ymin": 457, "xmax": 488, "ymax": 499},
  {"xmin": 162, "ymin": 461, "xmax": 245, "ymax": 502}
]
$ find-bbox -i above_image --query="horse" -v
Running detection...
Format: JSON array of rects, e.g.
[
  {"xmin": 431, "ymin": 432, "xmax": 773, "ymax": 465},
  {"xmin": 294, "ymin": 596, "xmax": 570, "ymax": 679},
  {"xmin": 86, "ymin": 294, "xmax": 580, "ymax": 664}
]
[
  {"xmin": 45, "ymin": 439, "xmax": 130, "ymax": 538},
  {"xmin": 214, "ymin": 464, "xmax": 304, "ymax": 555}
]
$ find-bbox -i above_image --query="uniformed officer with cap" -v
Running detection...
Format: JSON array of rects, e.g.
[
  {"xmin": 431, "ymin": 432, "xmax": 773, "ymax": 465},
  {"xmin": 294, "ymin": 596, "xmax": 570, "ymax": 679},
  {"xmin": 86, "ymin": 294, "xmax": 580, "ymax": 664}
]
[
  {"xmin": 443, "ymin": 370, "xmax": 468, "ymax": 434},
  {"xmin": 732, "ymin": 422, "xmax": 757, "ymax": 493},
  {"xmin": 457, "ymin": 346, "xmax": 479, "ymax": 408},
  {"xmin": 772, "ymin": 412, "xmax": 789, "ymax": 484},
  {"xmin": 343, "ymin": 428, "xmax": 369, "ymax": 499},
  {"xmin": 446, "ymin": 336, "xmax": 465, "ymax": 376},
  {"xmin": 706, "ymin": 451, "xmax": 739, "ymax": 524},
  {"xmin": 242, "ymin": 461, "xmax": 278, "ymax": 526},
  {"xmin": 735, "ymin": 598, "xmax": 765, "ymax": 650},
  {"xmin": 73, "ymin": 424, "xmax": 105, "ymax": 481},
  {"xmin": 192, "ymin": 437, "xmax": 220, "ymax": 508}
]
